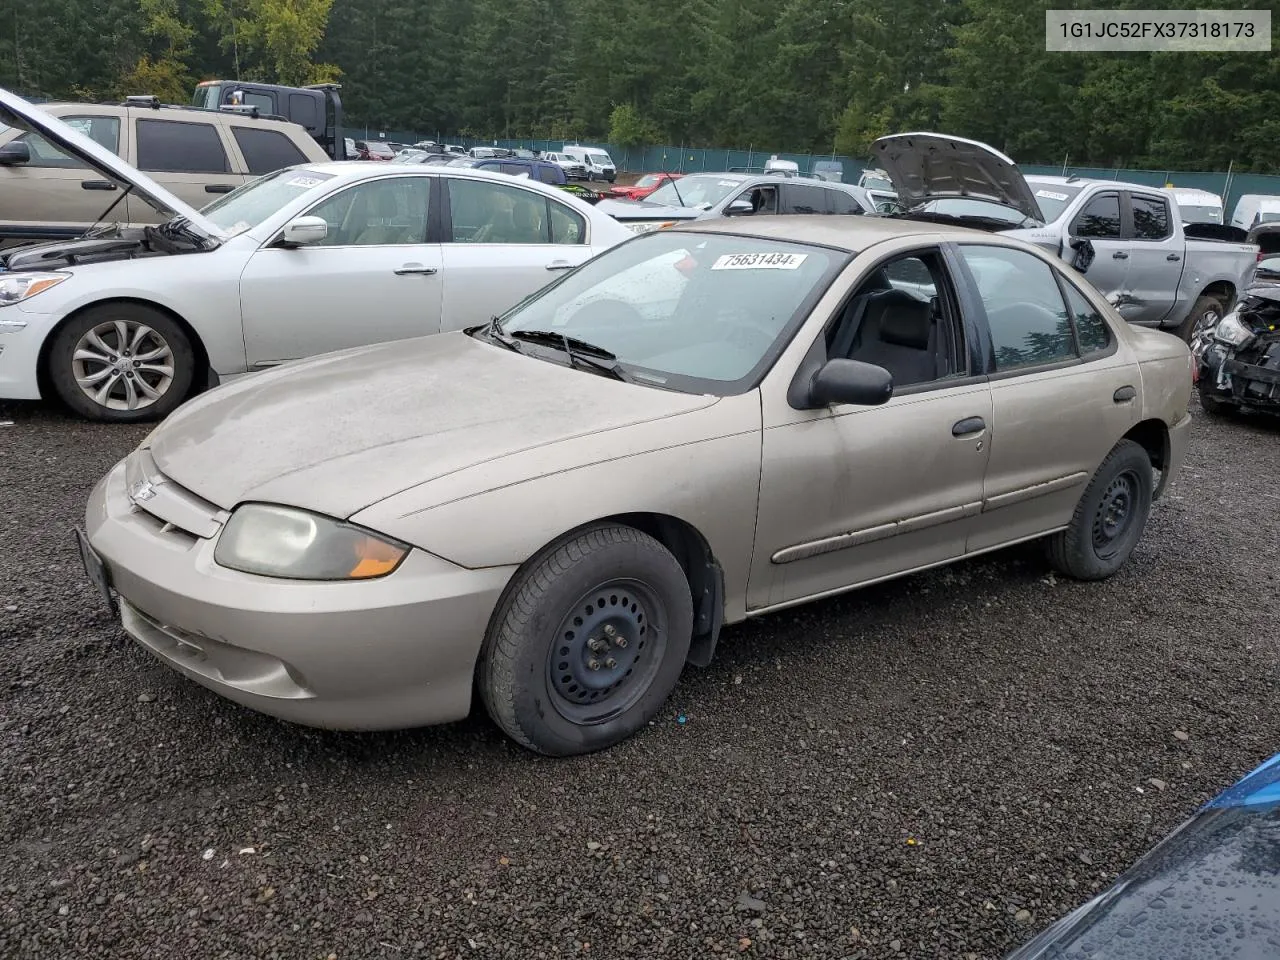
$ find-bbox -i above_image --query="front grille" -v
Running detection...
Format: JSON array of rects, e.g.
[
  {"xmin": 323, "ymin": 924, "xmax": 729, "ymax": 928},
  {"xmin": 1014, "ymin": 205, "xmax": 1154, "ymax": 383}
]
[{"xmin": 124, "ymin": 449, "xmax": 225, "ymax": 541}]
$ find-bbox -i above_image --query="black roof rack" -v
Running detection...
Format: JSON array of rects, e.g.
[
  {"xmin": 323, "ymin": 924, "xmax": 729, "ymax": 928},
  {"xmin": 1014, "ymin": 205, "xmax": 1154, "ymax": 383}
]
[
  {"xmin": 217, "ymin": 103, "xmax": 288, "ymax": 123},
  {"xmin": 123, "ymin": 95, "xmax": 161, "ymax": 109}
]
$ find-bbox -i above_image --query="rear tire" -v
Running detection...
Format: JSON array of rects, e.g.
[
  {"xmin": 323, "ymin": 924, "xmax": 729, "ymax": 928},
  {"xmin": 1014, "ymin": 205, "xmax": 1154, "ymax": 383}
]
[
  {"xmin": 47, "ymin": 303, "xmax": 194, "ymax": 423},
  {"xmin": 1045, "ymin": 439, "xmax": 1153, "ymax": 581},
  {"xmin": 478, "ymin": 524, "xmax": 693, "ymax": 756},
  {"xmin": 1176, "ymin": 294, "xmax": 1226, "ymax": 345}
]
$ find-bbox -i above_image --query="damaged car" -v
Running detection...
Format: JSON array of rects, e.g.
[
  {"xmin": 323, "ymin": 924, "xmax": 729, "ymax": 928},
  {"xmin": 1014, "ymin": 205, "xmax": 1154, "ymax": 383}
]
[{"xmin": 1193, "ymin": 285, "xmax": 1280, "ymax": 416}]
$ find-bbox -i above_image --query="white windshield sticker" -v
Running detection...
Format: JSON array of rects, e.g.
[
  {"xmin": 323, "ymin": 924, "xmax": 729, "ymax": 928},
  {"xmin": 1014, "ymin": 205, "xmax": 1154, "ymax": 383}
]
[
  {"xmin": 1035, "ymin": 189, "xmax": 1070, "ymax": 202},
  {"xmin": 286, "ymin": 175, "xmax": 327, "ymax": 188},
  {"xmin": 712, "ymin": 252, "xmax": 808, "ymax": 271},
  {"xmin": 718, "ymin": 180, "xmax": 739, "ymax": 187}
]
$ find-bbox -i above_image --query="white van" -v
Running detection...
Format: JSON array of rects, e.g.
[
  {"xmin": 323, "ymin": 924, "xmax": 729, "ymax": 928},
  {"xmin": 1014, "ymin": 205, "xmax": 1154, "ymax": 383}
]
[
  {"xmin": 1163, "ymin": 187, "xmax": 1223, "ymax": 225},
  {"xmin": 1231, "ymin": 194, "xmax": 1280, "ymax": 230},
  {"xmin": 763, "ymin": 155, "xmax": 800, "ymax": 177},
  {"xmin": 562, "ymin": 144, "xmax": 617, "ymax": 182}
]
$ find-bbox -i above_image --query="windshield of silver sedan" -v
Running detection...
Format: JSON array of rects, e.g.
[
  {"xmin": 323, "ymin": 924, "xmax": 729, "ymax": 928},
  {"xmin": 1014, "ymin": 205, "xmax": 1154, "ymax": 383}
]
[
  {"xmin": 199, "ymin": 168, "xmax": 336, "ymax": 236},
  {"xmin": 646, "ymin": 174, "xmax": 744, "ymax": 209},
  {"xmin": 484, "ymin": 231, "xmax": 844, "ymax": 394}
]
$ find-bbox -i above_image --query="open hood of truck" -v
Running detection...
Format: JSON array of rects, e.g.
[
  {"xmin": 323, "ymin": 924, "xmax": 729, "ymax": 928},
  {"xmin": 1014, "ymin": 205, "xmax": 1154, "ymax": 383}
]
[
  {"xmin": 0, "ymin": 87, "xmax": 226, "ymax": 241},
  {"xmin": 871, "ymin": 132, "xmax": 1042, "ymax": 224}
]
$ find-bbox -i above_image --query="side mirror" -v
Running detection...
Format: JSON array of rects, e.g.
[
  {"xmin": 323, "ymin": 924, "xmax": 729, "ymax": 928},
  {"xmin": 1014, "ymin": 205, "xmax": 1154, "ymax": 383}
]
[
  {"xmin": 0, "ymin": 141, "xmax": 30, "ymax": 165},
  {"xmin": 725, "ymin": 198, "xmax": 753, "ymax": 216},
  {"xmin": 805, "ymin": 359, "xmax": 894, "ymax": 408},
  {"xmin": 279, "ymin": 215, "xmax": 328, "ymax": 246},
  {"xmin": 1067, "ymin": 237, "xmax": 1095, "ymax": 274}
]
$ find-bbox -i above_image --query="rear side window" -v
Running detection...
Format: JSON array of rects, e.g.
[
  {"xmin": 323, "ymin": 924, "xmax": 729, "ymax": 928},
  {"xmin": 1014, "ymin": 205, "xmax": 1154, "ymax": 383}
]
[
  {"xmin": 288, "ymin": 93, "xmax": 319, "ymax": 131},
  {"xmin": 1130, "ymin": 195, "xmax": 1171, "ymax": 240},
  {"xmin": 959, "ymin": 244, "xmax": 1076, "ymax": 371},
  {"xmin": 232, "ymin": 127, "xmax": 308, "ymax": 175},
  {"xmin": 783, "ymin": 184, "xmax": 827, "ymax": 215},
  {"xmin": 1061, "ymin": 282, "xmax": 1112, "ymax": 354},
  {"xmin": 1072, "ymin": 193, "xmax": 1121, "ymax": 239},
  {"xmin": 536, "ymin": 165, "xmax": 561, "ymax": 184},
  {"xmin": 500, "ymin": 163, "xmax": 528, "ymax": 177},
  {"xmin": 136, "ymin": 119, "xmax": 229, "ymax": 174}
]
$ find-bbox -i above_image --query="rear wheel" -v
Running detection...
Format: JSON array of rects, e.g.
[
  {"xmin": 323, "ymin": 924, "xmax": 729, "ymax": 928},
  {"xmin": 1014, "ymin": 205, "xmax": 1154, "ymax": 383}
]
[
  {"xmin": 1177, "ymin": 294, "xmax": 1226, "ymax": 345},
  {"xmin": 1045, "ymin": 439, "xmax": 1153, "ymax": 581},
  {"xmin": 478, "ymin": 524, "xmax": 693, "ymax": 756},
  {"xmin": 47, "ymin": 304, "xmax": 194, "ymax": 423}
]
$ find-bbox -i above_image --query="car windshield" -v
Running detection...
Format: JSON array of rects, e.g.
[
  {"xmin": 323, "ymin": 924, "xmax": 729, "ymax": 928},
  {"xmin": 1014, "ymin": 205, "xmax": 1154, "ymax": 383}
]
[
  {"xmin": 588, "ymin": 151, "xmax": 612, "ymax": 164},
  {"xmin": 647, "ymin": 175, "xmax": 743, "ymax": 209},
  {"xmin": 1260, "ymin": 211, "xmax": 1280, "ymax": 224},
  {"xmin": 447, "ymin": 157, "xmax": 482, "ymax": 167},
  {"xmin": 495, "ymin": 231, "xmax": 842, "ymax": 394},
  {"xmin": 1179, "ymin": 204, "xmax": 1222, "ymax": 224},
  {"xmin": 635, "ymin": 174, "xmax": 662, "ymax": 188},
  {"xmin": 1029, "ymin": 183, "xmax": 1084, "ymax": 222},
  {"xmin": 200, "ymin": 168, "xmax": 335, "ymax": 235},
  {"xmin": 368, "ymin": 143, "xmax": 394, "ymax": 156},
  {"xmin": 862, "ymin": 175, "xmax": 892, "ymax": 191}
]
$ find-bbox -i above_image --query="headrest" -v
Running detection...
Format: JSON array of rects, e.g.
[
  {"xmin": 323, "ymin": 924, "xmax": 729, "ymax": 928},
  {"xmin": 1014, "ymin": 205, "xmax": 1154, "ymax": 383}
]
[{"xmin": 877, "ymin": 296, "xmax": 933, "ymax": 349}]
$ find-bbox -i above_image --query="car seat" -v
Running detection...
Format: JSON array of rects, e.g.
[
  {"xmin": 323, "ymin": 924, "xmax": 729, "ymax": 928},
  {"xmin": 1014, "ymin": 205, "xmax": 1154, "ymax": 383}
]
[{"xmin": 355, "ymin": 187, "xmax": 417, "ymax": 245}]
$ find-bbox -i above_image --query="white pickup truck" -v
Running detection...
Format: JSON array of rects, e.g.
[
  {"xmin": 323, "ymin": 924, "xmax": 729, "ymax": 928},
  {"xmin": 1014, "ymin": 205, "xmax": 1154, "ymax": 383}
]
[{"xmin": 871, "ymin": 134, "xmax": 1258, "ymax": 343}]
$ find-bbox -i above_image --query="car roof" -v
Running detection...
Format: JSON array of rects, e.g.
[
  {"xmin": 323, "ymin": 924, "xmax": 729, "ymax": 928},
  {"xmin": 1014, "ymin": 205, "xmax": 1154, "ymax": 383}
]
[
  {"xmin": 41, "ymin": 99, "xmax": 306, "ymax": 133},
  {"xmin": 1026, "ymin": 173, "xmax": 1168, "ymax": 194},
  {"xmin": 285, "ymin": 161, "xmax": 572, "ymax": 193},
  {"xmin": 671, "ymin": 213, "xmax": 995, "ymax": 252}
]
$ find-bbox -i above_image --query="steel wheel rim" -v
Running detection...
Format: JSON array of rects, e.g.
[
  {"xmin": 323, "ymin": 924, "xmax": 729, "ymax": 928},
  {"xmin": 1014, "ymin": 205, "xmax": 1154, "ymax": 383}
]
[
  {"xmin": 546, "ymin": 578, "xmax": 666, "ymax": 725},
  {"xmin": 71, "ymin": 319, "xmax": 174, "ymax": 412},
  {"xmin": 1190, "ymin": 307, "xmax": 1222, "ymax": 351},
  {"xmin": 1092, "ymin": 470, "xmax": 1139, "ymax": 558}
]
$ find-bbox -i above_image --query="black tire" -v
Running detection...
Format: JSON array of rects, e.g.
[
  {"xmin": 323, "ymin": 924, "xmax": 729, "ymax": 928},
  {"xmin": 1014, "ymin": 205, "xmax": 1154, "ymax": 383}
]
[
  {"xmin": 1045, "ymin": 439, "xmax": 1153, "ymax": 581},
  {"xmin": 478, "ymin": 524, "xmax": 694, "ymax": 756},
  {"xmin": 1197, "ymin": 380, "xmax": 1236, "ymax": 417},
  {"xmin": 47, "ymin": 304, "xmax": 194, "ymax": 423},
  {"xmin": 1176, "ymin": 294, "xmax": 1226, "ymax": 344}
]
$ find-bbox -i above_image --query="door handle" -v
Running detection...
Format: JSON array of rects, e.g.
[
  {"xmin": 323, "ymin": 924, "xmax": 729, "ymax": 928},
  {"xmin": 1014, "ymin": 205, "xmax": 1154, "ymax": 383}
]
[
  {"xmin": 80, "ymin": 180, "xmax": 116, "ymax": 191},
  {"xmin": 545, "ymin": 260, "xmax": 575, "ymax": 271},
  {"xmin": 1113, "ymin": 385, "xmax": 1137, "ymax": 403},
  {"xmin": 204, "ymin": 184, "xmax": 235, "ymax": 194},
  {"xmin": 952, "ymin": 416, "xmax": 986, "ymax": 437},
  {"xmin": 394, "ymin": 263, "xmax": 438, "ymax": 275},
  {"xmin": 1112, "ymin": 251, "xmax": 1129, "ymax": 260},
  {"xmin": 1166, "ymin": 253, "xmax": 1181, "ymax": 261}
]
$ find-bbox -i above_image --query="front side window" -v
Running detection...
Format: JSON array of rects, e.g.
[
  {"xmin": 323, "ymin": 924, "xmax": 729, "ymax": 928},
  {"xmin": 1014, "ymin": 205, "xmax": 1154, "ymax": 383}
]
[
  {"xmin": 136, "ymin": 118, "xmax": 229, "ymax": 174},
  {"xmin": 959, "ymin": 244, "xmax": 1077, "ymax": 371},
  {"xmin": 15, "ymin": 115, "xmax": 120, "ymax": 168},
  {"xmin": 232, "ymin": 127, "xmax": 308, "ymax": 175},
  {"xmin": 1130, "ymin": 195, "xmax": 1171, "ymax": 240},
  {"xmin": 496, "ymin": 232, "xmax": 842, "ymax": 393},
  {"xmin": 548, "ymin": 201, "xmax": 586, "ymax": 244},
  {"xmin": 734, "ymin": 184, "xmax": 778, "ymax": 215},
  {"xmin": 304, "ymin": 176, "xmax": 431, "ymax": 246},
  {"xmin": 448, "ymin": 178, "xmax": 549, "ymax": 244},
  {"xmin": 1072, "ymin": 193, "xmax": 1122, "ymax": 239}
]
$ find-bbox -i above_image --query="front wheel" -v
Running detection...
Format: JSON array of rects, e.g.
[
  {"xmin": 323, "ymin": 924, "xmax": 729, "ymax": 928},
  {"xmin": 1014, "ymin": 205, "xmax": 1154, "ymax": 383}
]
[
  {"xmin": 1045, "ymin": 439, "xmax": 1153, "ymax": 581},
  {"xmin": 478, "ymin": 524, "xmax": 693, "ymax": 756},
  {"xmin": 47, "ymin": 304, "xmax": 194, "ymax": 422}
]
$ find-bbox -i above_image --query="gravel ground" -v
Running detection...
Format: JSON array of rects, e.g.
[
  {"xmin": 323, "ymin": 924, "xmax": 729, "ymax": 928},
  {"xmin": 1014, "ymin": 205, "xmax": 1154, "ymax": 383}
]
[{"xmin": 1, "ymin": 396, "xmax": 1278, "ymax": 960}]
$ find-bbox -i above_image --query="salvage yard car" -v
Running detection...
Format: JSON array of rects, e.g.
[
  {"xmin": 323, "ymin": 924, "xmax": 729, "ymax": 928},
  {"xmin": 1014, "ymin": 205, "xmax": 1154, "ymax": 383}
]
[
  {"xmin": 1193, "ymin": 283, "xmax": 1280, "ymax": 417},
  {"xmin": 596, "ymin": 171, "xmax": 874, "ymax": 233},
  {"xmin": 0, "ymin": 90, "xmax": 630, "ymax": 421},
  {"xmin": 82, "ymin": 213, "xmax": 1192, "ymax": 756},
  {"xmin": 870, "ymin": 134, "xmax": 1258, "ymax": 345}
]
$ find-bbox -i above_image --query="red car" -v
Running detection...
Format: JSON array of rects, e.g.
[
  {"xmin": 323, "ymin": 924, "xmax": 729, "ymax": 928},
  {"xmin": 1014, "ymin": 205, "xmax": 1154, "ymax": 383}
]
[
  {"xmin": 609, "ymin": 172, "xmax": 684, "ymax": 201},
  {"xmin": 354, "ymin": 140, "xmax": 396, "ymax": 161}
]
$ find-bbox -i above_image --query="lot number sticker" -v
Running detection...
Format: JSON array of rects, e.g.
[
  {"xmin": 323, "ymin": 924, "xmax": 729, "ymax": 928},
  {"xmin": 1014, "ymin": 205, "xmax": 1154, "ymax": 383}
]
[
  {"xmin": 1035, "ymin": 189, "xmax": 1070, "ymax": 202},
  {"xmin": 712, "ymin": 252, "xmax": 808, "ymax": 270},
  {"xmin": 286, "ymin": 175, "xmax": 328, "ymax": 188}
]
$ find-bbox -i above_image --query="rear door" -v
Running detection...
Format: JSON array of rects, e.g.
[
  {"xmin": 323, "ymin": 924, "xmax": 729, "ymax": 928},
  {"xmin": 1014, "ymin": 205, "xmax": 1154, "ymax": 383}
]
[
  {"xmin": 951, "ymin": 242, "xmax": 1140, "ymax": 551},
  {"xmin": 0, "ymin": 110, "xmax": 130, "ymax": 241},
  {"xmin": 1123, "ymin": 191, "xmax": 1184, "ymax": 325},
  {"xmin": 1067, "ymin": 190, "xmax": 1131, "ymax": 310},
  {"xmin": 132, "ymin": 113, "xmax": 245, "ymax": 215},
  {"xmin": 439, "ymin": 176, "xmax": 592, "ymax": 328}
]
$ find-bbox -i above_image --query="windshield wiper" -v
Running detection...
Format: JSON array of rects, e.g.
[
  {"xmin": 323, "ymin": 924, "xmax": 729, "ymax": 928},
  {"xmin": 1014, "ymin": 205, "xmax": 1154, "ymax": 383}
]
[
  {"xmin": 507, "ymin": 329, "xmax": 633, "ymax": 382},
  {"xmin": 480, "ymin": 315, "xmax": 522, "ymax": 351}
]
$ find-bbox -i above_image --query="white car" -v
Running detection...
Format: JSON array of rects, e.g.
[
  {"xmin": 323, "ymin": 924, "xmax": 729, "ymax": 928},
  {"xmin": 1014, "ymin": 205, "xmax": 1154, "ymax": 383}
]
[{"xmin": 0, "ymin": 89, "xmax": 632, "ymax": 422}]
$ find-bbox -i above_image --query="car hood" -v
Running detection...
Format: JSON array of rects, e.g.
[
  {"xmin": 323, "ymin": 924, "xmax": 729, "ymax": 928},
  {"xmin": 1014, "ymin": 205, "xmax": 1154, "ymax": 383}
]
[
  {"xmin": 147, "ymin": 333, "xmax": 718, "ymax": 518},
  {"xmin": 594, "ymin": 198, "xmax": 701, "ymax": 221},
  {"xmin": 0, "ymin": 87, "xmax": 226, "ymax": 240},
  {"xmin": 871, "ymin": 132, "xmax": 1042, "ymax": 224}
]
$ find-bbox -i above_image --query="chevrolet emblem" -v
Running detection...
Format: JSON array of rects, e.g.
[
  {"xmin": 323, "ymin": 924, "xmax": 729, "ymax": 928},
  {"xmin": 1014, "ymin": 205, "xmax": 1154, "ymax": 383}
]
[{"xmin": 129, "ymin": 479, "xmax": 158, "ymax": 503}]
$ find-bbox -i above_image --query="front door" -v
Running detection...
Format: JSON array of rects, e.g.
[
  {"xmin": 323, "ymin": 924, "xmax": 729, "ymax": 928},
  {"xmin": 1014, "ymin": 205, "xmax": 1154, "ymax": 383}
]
[
  {"xmin": 0, "ymin": 112, "xmax": 131, "ymax": 241},
  {"xmin": 439, "ymin": 176, "xmax": 594, "ymax": 329},
  {"xmin": 1124, "ymin": 191, "xmax": 1185, "ymax": 325},
  {"xmin": 950, "ymin": 243, "xmax": 1142, "ymax": 551},
  {"xmin": 239, "ymin": 175, "xmax": 443, "ymax": 366},
  {"xmin": 1068, "ymin": 190, "xmax": 1132, "ymax": 312},
  {"xmin": 749, "ymin": 248, "xmax": 993, "ymax": 609}
]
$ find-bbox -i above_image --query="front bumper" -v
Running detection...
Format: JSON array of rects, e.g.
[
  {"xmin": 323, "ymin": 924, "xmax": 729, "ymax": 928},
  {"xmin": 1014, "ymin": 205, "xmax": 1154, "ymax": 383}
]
[
  {"xmin": 1198, "ymin": 342, "xmax": 1280, "ymax": 409},
  {"xmin": 85, "ymin": 458, "xmax": 516, "ymax": 730},
  {"xmin": 0, "ymin": 307, "xmax": 53, "ymax": 400}
]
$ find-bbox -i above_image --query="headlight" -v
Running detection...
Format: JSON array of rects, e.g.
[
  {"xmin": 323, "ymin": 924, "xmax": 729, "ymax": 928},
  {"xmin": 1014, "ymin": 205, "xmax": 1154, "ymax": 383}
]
[
  {"xmin": 1214, "ymin": 311, "xmax": 1255, "ymax": 347},
  {"xmin": 627, "ymin": 221, "xmax": 677, "ymax": 234},
  {"xmin": 214, "ymin": 504, "xmax": 410, "ymax": 580},
  {"xmin": 0, "ymin": 272, "xmax": 69, "ymax": 306}
]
